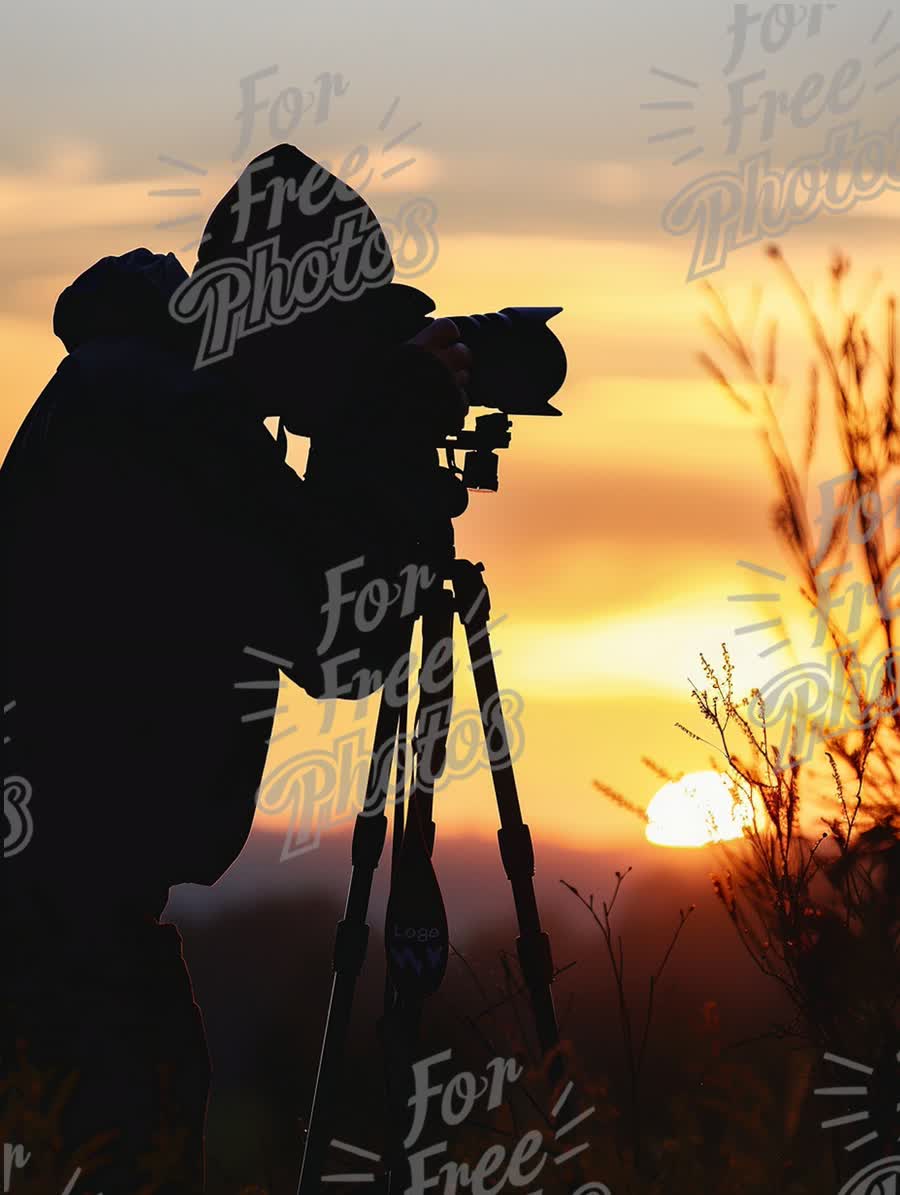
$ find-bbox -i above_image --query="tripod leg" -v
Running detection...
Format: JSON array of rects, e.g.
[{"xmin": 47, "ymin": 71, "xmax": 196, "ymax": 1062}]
[
  {"xmin": 381, "ymin": 591, "xmax": 455, "ymax": 1194},
  {"xmin": 385, "ymin": 670, "xmax": 409, "ymax": 1004},
  {"xmin": 379, "ymin": 995, "xmax": 422, "ymax": 1195},
  {"xmin": 453, "ymin": 561, "xmax": 563, "ymax": 1082},
  {"xmin": 405, "ymin": 584, "xmax": 456, "ymax": 851},
  {"xmin": 297, "ymin": 674, "xmax": 407, "ymax": 1195},
  {"xmin": 379, "ymin": 670, "xmax": 412, "ymax": 1191}
]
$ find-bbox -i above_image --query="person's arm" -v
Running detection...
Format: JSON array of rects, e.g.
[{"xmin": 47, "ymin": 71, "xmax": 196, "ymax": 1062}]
[
  {"xmin": 275, "ymin": 330, "xmax": 471, "ymax": 699},
  {"xmin": 48, "ymin": 334, "xmax": 466, "ymax": 702}
]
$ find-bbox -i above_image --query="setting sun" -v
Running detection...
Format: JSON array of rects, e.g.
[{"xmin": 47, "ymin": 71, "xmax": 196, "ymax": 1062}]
[{"xmin": 645, "ymin": 771, "xmax": 754, "ymax": 848}]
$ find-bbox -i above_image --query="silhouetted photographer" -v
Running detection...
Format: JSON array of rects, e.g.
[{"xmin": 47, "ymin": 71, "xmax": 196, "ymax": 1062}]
[
  {"xmin": 2, "ymin": 138, "xmax": 570, "ymax": 1194},
  {"xmin": 1, "ymin": 144, "xmax": 472, "ymax": 1195}
]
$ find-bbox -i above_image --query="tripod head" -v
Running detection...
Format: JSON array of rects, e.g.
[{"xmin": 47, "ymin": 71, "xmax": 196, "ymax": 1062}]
[
  {"xmin": 443, "ymin": 411, "xmax": 512, "ymax": 493},
  {"xmin": 386, "ymin": 411, "xmax": 511, "ymax": 545}
]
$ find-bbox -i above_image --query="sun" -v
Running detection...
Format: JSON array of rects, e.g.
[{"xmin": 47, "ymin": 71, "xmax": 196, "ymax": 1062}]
[{"xmin": 645, "ymin": 771, "xmax": 753, "ymax": 848}]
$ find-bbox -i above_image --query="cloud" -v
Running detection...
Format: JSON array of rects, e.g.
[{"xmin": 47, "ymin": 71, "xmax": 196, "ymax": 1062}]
[
  {"xmin": 492, "ymin": 566, "xmax": 803, "ymax": 702},
  {"xmin": 0, "ymin": 160, "xmax": 196, "ymax": 236},
  {"xmin": 0, "ymin": 314, "xmax": 64, "ymax": 450}
]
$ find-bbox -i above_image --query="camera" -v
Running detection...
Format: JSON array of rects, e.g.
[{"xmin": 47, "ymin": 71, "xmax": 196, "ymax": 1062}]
[
  {"xmin": 300, "ymin": 283, "xmax": 567, "ymax": 528},
  {"xmin": 356, "ymin": 284, "xmax": 568, "ymax": 494},
  {"xmin": 360, "ymin": 283, "xmax": 567, "ymax": 416}
]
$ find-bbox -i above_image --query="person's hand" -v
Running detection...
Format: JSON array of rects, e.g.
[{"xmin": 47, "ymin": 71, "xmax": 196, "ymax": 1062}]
[
  {"xmin": 403, "ymin": 318, "xmax": 471, "ymax": 434},
  {"xmin": 407, "ymin": 318, "xmax": 472, "ymax": 392}
]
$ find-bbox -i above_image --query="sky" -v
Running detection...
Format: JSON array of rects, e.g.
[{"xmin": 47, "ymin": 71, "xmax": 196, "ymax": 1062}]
[{"xmin": 3, "ymin": 0, "xmax": 900, "ymax": 871}]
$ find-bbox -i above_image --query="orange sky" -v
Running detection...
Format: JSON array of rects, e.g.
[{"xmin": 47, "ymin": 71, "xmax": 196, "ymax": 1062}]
[{"xmin": 4, "ymin": 2, "xmax": 900, "ymax": 862}]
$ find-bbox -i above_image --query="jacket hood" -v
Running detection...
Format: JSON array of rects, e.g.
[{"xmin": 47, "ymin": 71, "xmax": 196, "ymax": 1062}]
[
  {"xmin": 195, "ymin": 142, "xmax": 393, "ymax": 283},
  {"xmin": 53, "ymin": 248, "xmax": 189, "ymax": 353}
]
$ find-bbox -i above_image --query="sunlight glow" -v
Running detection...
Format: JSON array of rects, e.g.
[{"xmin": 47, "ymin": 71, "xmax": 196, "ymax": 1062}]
[{"xmin": 645, "ymin": 771, "xmax": 753, "ymax": 848}]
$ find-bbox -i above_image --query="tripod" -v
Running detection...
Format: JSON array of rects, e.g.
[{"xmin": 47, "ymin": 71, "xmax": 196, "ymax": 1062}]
[{"xmin": 296, "ymin": 552, "xmax": 564, "ymax": 1195}]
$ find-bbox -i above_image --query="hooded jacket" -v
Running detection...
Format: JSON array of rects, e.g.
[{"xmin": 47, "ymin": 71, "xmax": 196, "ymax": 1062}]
[{"xmin": 2, "ymin": 248, "xmax": 330, "ymax": 915}]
